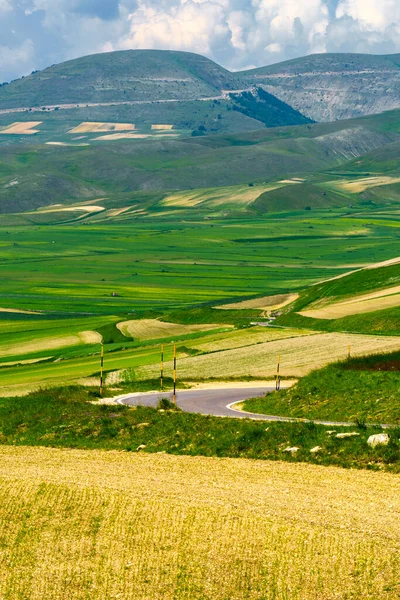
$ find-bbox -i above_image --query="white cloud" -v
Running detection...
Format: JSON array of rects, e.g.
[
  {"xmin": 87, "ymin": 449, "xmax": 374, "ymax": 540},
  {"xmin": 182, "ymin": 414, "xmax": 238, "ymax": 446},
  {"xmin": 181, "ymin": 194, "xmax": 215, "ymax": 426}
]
[
  {"xmin": 1, "ymin": 0, "xmax": 400, "ymax": 81},
  {"xmin": 0, "ymin": 0, "xmax": 12, "ymax": 12},
  {"xmin": 0, "ymin": 40, "xmax": 35, "ymax": 80},
  {"xmin": 336, "ymin": 0, "xmax": 400, "ymax": 30}
]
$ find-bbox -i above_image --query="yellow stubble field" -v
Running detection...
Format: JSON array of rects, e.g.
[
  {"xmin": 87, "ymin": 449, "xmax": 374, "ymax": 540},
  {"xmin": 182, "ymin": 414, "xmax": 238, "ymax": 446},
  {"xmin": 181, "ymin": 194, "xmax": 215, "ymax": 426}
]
[
  {"xmin": 136, "ymin": 331, "xmax": 400, "ymax": 380},
  {"xmin": 0, "ymin": 446, "xmax": 398, "ymax": 600}
]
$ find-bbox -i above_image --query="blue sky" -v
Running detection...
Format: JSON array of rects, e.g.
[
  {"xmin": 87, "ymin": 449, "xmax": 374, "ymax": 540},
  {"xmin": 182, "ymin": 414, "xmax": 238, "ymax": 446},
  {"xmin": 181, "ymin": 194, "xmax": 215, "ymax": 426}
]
[{"xmin": 1, "ymin": 0, "xmax": 399, "ymax": 81}]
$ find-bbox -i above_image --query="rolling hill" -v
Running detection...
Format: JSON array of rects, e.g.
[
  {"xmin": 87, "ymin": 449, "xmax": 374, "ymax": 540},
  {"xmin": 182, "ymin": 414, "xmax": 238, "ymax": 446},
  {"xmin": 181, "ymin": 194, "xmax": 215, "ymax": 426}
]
[
  {"xmin": 1, "ymin": 49, "xmax": 400, "ymax": 136},
  {"xmin": 0, "ymin": 108, "xmax": 399, "ymax": 214},
  {"xmin": 0, "ymin": 50, "xmax": 311, "ymax": 135},
  {"xmin": 277, "ymin": 258, "xmax": 400, "ymax": 335},
  {"xmin": 240, "ymin": 53, "xmax": 400, "ymax": 122}
]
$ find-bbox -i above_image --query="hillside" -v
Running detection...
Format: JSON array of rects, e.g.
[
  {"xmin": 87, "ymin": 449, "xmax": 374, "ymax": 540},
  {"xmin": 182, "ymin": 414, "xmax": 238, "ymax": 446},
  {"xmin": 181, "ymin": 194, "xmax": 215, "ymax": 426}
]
[
  {"xmin": 240, "ymin": 53, "xmax": 400, "ymax": 122},
  {"xmin": 0, "ymin": 50, "xmax": 240, "ymax": 108},
  {"xmin": 0, "ymin": 50, "xmax": 312, "ymax": 135},
  {"xmin": 1, "ymin": 109, "xmax": 399, "ymax": 214},
  {"xmin": 277, "ymin": 259, "xmax": 400, "ymax": 335}
]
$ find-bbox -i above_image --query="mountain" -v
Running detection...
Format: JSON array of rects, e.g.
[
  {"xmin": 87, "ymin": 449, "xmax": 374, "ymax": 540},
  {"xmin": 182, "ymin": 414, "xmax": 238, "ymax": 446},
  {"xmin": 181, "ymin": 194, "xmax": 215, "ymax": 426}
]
[
  {"xmin": 240, "ymin": 53, "xmax": 400, "ymax": 122},
  {"xmin": 0, "ymin": 50, "xmax": 312, "ymax": 135},
  {"xmin": 1, "ymin": 50, "xmax": 399, "ymax": 130},
  {"xmin": 0, "ymin": 50, "xmax": 241, "ymax": 109}
]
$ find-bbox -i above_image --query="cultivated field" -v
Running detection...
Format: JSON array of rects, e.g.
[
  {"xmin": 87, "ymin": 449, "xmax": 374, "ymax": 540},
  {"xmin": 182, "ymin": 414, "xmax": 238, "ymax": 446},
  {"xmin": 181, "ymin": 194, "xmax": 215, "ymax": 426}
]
[
  {"xmin": 136, "ymin": 332, "xmax": 400, "ymax": 381},
  {"xmin": 325, "ymin": 175, "xmax": 400, "ymax": 194},
  {"xmin": 0, "ymin": 121, "xmax": 42, "ymax": 134},
  {"xmin": 0, "ymin": 446, "xmax": 398, "ymax": 600},
  {"xmin": 69, "ymin": 122, "xmax": 136, "ymax": 133},
  {"xmin": 300, "ymin": 284, "xmax": 400, "ymax": 319},
  {"xmin": 117, "ymin": 319, "xmax": 228, "ymax": 340},
  {"xmin": 160, "ymin": 182, "xmax": 296, "ymax": 208},
  {"xmin": 217, "ymin": 293, "xmax": 298, "ymax": 310},
  {"xmin": 0, "ymin": 330, "xmax": 101, "ymax": 359}
]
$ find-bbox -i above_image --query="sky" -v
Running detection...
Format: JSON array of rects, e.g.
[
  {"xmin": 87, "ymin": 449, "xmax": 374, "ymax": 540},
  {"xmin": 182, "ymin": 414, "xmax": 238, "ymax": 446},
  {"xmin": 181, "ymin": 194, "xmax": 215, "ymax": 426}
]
[{"xmin": 1, "ymin": 0, "xmax": 400, "ymax": 81}]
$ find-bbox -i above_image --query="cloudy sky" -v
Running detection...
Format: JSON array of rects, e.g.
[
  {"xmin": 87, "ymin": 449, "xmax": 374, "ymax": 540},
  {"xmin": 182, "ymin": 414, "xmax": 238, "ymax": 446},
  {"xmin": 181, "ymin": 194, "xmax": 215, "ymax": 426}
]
[{"xmin": 1, "ymin": 0, "xmax": 399, "ymax": 81}]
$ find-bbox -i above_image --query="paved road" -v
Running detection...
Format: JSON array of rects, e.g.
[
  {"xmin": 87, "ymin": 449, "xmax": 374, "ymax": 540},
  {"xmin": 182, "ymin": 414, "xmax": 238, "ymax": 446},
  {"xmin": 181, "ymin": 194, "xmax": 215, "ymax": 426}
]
[{"xmin": 116, "ymin": 387, "xmax": 376, "ymax": 427}]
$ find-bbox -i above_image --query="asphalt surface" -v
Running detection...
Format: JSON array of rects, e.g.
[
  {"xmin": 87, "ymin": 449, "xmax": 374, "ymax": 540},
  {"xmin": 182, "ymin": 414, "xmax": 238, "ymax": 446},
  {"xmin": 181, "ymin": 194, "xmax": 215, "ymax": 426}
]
[{"xmin": 116, "ymin": 387, "xmax": 375, "ymax": 427}]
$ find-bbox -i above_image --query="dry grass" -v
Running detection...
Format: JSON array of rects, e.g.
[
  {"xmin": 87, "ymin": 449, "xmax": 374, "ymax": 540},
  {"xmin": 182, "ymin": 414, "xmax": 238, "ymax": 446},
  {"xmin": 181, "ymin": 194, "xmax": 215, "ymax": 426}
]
[
  {"xmin": 187, "ymin": 326, "xmax": 313, "ymax": 353},
  {"xmin": 45, "ymin": 141, "xmax": 89, "ymax": 147},
  {"xmin": 136, "ymin": 332, "xmax": 400, "ymax": 380},
  {"xmin": 217, "ymin": 293, "xmax": 299, "ymax": 311},
  {"xmin": 161, "ymin": 183, "xmax": 287, "ymax": 208},
  {"xmin": 68, "ymin": 122, "xmax": 135, "ymax": 134},
  {"xmin": 0, "ymin": 330, "xmax": 101, "ymax": 359},
  {"xmin": 152, "ymin": 124, "xmax": 173, "ymax": 130},
  {"xmin": 117, "ymin": 319, "xmax": 228, "ymax": 340},
  {"xmin": 0, "ymin": 121, "xmax": 42, "ymax": 135},
  {"xmin": 95, "ymin": 133, "xmax": 151, "ymax": 140},
  {"xmin": 0, "ymin": 446, "xmax": 398, "ymax": 600},
  {"xmin": 36, "ymin": 205, "xmax": 105, "ymax": 214},
  {"xmin": 301, "ymin": 285, "xmax": 400, "ymax": 319},
  {"xmin": 327, "ymin": 176, "xmax": 400, "ymax": 194}
]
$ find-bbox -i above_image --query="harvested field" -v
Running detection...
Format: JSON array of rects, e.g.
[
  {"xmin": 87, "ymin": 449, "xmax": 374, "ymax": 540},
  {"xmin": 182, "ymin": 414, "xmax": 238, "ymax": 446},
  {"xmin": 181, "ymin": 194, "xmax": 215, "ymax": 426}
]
[
  {"xmin": 0, "ymin": 330, "xmax": 101, "ymax": 359},
  {"xmin": 117, "ymin": 319, "xmax": 228, "ymax": 340},
  {"xmin": 217, "ymin": 293, "xmax": 299, "ymax": 310},
  {"xmin": 0, "ymin": 446, "xmax": 398, "ymax": 600},
  {"xmin": 95, "ymin": 133, "xmax": 150, "ymax": 140},
  {"xmin": 45, "ymin": 141, "xmax": 89, "ymax": 147},
  {"xmin": 68, "ymin": 122, "xmax": 135, "ymax": 134},
  {"xmin": 301, "ymin": 285, "xmax": 400, "ymax": 320},
  {"xmin": 152, "ymin": 124, "xmax": 173, "ymax": 130},
  {"xmin": 136, "ymin": 332, "xmax": 400, "ymax": 380},
  {"xmin": 36, "ymin": 205, "xmax": 105, "ymax": 214},
  {"xmin": 0, "ymin": 121, "xmax": 42, "ymax": 135},
  {"xmin": 187, "ymin": 326, "xmax": 314, "ymax": 353},
  {"xmin": 161, "ymin": 183, "xmax": 286, "ymax": 208},
  {"xmin": 327, "ymin": 176, "xmax": 400, "ymax": 194}
]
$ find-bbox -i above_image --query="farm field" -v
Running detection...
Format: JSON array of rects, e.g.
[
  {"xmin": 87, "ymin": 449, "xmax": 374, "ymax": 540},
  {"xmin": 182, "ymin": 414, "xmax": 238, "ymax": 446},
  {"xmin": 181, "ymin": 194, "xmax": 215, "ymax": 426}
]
[
  {"xmin": 0, "ymin": 445, "xmax": 399, "ymax": 600},
  {"xmin": 134, "ymin": 331, "xmax": 400, "ymax": 382},
  {"xmin": 0, "ymin": 201, "xmax": 399, "ymax": 393}
]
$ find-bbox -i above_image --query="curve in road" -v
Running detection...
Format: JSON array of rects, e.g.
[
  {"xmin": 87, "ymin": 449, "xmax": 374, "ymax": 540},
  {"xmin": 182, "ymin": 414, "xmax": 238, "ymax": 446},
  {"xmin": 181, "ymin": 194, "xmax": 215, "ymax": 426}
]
[{"xmin": 115, "ymin": 387, "xmax": 391, "ymax": 428}]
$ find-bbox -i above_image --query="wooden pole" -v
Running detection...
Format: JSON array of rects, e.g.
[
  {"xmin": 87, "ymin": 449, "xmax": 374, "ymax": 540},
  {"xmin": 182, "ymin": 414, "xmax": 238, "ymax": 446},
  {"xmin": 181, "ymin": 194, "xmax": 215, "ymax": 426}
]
[
  {"xmin": 100, "ymin": 343, "xmax": 104, "ymax": 397},
  {"xmin": 173, "ymin": 343, "xmax": 177, "ymax": 404},
  {"xmin": 160, "ymin": 344, "xmax": 164, "ymax": 390},
  {"xmin": 276, "ymin": 355, "xmax": 281, "ymax": 391}
]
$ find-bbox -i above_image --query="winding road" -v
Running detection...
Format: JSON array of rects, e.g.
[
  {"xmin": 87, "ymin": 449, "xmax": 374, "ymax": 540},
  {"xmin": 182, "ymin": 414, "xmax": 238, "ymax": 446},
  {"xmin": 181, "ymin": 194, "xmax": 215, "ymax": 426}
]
[{"xmin": 115, "ymin": 387, "xmax": 375, "ymax": 427}]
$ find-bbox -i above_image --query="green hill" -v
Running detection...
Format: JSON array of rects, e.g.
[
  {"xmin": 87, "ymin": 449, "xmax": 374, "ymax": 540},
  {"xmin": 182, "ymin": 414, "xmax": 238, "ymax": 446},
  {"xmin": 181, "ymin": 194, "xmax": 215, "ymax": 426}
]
[
  {"xmin": 0, "ymin": 50, "xmax": 240, "ymax": 108},
  {"xmin": 277, "ymin": 259, "xmax": 400, "ymax": 335},
  {"xmin": 0, "ymin": 50, "xmax": 312, "ymax": 135},
  {"xmin": 240, "ymin": 53, "xmax": 400, "ymax": 122},
  {"xmin": 0, "ymin": 108, "xmax": 399, "ymax": 214}
]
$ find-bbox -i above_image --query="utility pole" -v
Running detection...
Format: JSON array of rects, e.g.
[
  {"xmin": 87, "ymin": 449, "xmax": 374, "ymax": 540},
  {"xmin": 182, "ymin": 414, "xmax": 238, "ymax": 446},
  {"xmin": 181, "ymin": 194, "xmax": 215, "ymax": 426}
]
[
  {"xmin": 100, "ymin": 343, "xmax": 104, "ymax": 397},
  {"xmin": 173, "ymin": 343, "xmax": 177, "ymax": 404},
  {"xmin": 276, "ymin": 355, "xmax": 281, "ymax": 391},
  {"xmin": 160, "ymin": 344, "xmax": 164, "ymax": 390}
]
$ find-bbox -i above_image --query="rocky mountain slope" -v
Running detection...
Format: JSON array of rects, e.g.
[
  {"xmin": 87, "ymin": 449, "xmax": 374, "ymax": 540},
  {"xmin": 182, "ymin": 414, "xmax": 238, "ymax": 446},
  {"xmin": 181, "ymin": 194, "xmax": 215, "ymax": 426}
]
[{"xmin": 240, "ymin": 53, "xmax": 400, "ymax": 122}]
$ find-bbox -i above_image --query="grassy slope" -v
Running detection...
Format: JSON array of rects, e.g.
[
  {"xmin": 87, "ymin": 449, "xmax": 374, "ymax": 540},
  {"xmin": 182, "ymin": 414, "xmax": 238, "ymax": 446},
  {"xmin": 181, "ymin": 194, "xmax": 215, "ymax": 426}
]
[
  {"xmin": 1, "ymin": 109, "xmax": 399, "ymax": 213},
  {"xmin": 0, "ymin": 50, "xmax": 240, "ymax": 108},
  {"xmin": 0, "ymin": 386, "xmax": 399, "ymax": 472},
  {"xmin": 277, "ymin": 262, "xmax": 400, "ymax": 334},
  {"xmin": 243, "ymin": 351, "xmax": 400, "ymax": 425}
]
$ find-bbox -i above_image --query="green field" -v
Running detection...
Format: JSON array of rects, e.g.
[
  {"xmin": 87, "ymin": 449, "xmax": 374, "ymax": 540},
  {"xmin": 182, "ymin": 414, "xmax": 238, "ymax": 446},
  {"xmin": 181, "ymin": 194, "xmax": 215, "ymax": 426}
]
[{"xmin": 0, "ymin": 103, "xmax": 399, "ymax": 396}]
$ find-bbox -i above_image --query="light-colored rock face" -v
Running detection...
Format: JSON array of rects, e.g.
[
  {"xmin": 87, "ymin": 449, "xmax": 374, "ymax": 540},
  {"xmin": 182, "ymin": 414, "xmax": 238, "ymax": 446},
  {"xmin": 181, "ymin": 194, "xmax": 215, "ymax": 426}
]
[
  {"xmin": 367, "ymin": 434, "xmax": 390, "ymax": 448},
  {"xmin": 242, "ymin": 54, "xmax": 400, "ymax": 122}
]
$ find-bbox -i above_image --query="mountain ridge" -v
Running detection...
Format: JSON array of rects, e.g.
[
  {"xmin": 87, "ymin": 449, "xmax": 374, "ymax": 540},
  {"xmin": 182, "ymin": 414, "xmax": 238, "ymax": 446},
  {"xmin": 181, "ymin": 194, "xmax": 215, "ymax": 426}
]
[{"xmin": 0, "ymin": 49, "xmax": 399, "ymax": 124}]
